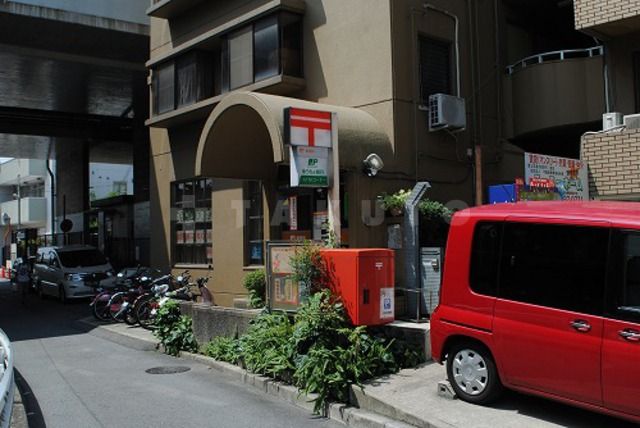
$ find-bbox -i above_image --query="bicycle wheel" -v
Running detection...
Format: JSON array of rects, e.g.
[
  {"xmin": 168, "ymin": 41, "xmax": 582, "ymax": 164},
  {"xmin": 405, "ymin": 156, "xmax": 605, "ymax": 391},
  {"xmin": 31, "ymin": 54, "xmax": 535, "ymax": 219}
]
[
  {"xmin": 92, "ymin": 295, "xmax": 111, "ymax": 321},
  {"xmin": 136, "ymin": 299, "xmax": 157, "ymax": 330},
  {"xmin": 108, "ymin": 292, "xmax": 128, "ymax": 322}
]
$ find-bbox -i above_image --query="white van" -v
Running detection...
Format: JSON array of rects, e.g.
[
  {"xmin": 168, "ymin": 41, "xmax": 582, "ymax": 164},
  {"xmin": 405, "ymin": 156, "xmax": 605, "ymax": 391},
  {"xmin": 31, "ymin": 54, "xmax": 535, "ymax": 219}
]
[{"xmin": 33, "ymin": 245, "xmax": 115, "ymax": 302}]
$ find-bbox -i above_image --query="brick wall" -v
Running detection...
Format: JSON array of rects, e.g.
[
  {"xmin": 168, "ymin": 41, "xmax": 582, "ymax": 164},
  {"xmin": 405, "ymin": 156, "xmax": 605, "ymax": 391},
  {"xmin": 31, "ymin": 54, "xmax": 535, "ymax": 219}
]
[
  {"xmin": 574, "ymin": 0, "xmax": 640, "ymax": 30},
  {"xmin": 582, "ymin": 129, "xmax": 640, "ymax": 198}
]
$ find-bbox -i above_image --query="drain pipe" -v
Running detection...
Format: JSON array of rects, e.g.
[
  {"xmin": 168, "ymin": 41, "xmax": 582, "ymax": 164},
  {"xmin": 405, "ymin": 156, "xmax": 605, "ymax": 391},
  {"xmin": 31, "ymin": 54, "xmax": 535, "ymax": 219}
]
[
  {"xmin": 593, "ymin": 37, "xmax": 612, "ymax": 113},
  {"xmin": 46, "ymin": 140, "xmax": 55, "ymax": 236}
]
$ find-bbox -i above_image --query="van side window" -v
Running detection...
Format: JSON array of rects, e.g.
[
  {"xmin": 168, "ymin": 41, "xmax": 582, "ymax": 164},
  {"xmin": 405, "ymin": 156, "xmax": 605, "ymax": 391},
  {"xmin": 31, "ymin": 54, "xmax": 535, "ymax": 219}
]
[
  {"xmin": 469, "ymin": 222, "xmax": 502, "ymax": 296},
  {"xmin": 499, "ymin": 223, "xmax": 609, "ymax": 315},
  {"xmin": 607, "ymin": 230, "xmax": 640, "ymax": 322}
]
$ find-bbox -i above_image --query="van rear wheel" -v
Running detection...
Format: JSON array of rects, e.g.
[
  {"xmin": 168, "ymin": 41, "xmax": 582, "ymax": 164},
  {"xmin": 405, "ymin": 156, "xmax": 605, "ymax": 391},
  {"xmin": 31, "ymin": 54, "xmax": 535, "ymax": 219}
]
[{"xmin": 446, "ymin": 341, "xmax": 503, "ymax": 404}]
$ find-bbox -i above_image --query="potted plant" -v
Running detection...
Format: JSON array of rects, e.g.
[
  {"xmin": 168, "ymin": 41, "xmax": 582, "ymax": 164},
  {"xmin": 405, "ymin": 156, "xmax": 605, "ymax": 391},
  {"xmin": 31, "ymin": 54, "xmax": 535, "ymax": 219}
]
[
  {"xmin": 378, "ymin": 189, "xmax": 412, "ymax": 217},
  {"xmin": 418, "ymin": 199, "xmax": 453, "ymax": 246}
]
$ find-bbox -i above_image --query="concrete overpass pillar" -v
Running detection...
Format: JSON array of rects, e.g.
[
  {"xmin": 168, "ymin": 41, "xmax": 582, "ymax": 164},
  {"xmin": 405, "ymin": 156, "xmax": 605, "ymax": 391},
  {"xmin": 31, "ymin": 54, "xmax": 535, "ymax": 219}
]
[{"xmin": 55, "ymin": 139, "xmax": 89, "ymax": 240}]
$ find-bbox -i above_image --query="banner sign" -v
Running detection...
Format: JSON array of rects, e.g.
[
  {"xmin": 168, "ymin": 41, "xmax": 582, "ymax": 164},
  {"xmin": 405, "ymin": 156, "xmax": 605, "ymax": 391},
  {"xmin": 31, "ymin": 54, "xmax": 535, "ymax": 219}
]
[
  {"xmin": 524, "ymin": 152, "xmax": 589, "ymax": 200},
  {"xmin": 286, "ymin": 108, "xmax": 332, "ymax": 148},
  {"xmin": 290, "ymin": 146, "xmax": 330, "ymax": 187},
  {"xmin": 266, "ymin": 242, "xmax": 309, "ymax": 312}
]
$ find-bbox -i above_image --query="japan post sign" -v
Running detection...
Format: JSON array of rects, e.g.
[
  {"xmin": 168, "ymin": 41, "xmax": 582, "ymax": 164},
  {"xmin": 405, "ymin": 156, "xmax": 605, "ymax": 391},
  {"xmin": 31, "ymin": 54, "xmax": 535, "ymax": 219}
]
[
  {"xmin": 286, "ymin": 108, "xmax": 333, "ymax": 148},
  {"xmin": 290, "ymin": 146, "xmax": 330, "ymax": 187}
]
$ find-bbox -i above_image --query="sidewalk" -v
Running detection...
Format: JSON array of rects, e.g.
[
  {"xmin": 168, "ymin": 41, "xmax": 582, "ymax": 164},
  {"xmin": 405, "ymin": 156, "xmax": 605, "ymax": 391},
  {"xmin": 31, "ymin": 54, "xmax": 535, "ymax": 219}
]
[{"xmin": 76, "ymin": 318, "xmax": 634, "ymax": 428}]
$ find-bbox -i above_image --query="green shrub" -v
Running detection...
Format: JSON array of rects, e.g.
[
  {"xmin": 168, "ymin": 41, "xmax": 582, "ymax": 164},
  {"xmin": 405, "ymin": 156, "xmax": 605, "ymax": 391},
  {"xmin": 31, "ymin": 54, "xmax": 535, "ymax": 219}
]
[
  {"xmin": 243, "ymin": 269, "xmax": 266, "ymax": 308},
  {"xmin": 202, "ymin": 336, "xmax": 242, "ymax": 364},
  {"xmin": 153, "ymin": 300, "xmax": 198, "ymax": 356},
  {"xmin": 290, "ymin": 242, "xmax": 327, "ymax": 297},
  {"xmin": 240, "ymin": 311, "xmax": 295, "ymax": 380},
  {"xmin": 418, "ymin": 199, "xmax": 452, "ymax": 221}
]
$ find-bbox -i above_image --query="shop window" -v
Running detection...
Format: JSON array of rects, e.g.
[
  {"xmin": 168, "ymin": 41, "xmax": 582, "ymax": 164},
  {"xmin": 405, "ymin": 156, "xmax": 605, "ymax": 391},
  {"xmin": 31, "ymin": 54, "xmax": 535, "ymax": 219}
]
[
  {"xmin": 172, "ymin": 178, "xmax": 213, "ymax": 266},
  {"xmin": 419, "ymin": 35, "xmax": 451, "ymax": 104},
  {"xmin": 634, "ymin": 52, "xmax": 640, "ymax": 113},
  {"xmin": 244, "ymin": 180, "xmax": 264, "ymax": 266},
  {"xmin": 222, "ymin": 12, "xmax": 303, "ymax": 92}
]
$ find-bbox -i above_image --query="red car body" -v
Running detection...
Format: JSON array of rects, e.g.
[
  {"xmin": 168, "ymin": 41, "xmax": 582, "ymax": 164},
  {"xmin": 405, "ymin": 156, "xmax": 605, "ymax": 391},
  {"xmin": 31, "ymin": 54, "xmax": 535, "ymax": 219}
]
[{"xmin": 431, "ymin": 201, "xmax": 640, "ymax": 424}]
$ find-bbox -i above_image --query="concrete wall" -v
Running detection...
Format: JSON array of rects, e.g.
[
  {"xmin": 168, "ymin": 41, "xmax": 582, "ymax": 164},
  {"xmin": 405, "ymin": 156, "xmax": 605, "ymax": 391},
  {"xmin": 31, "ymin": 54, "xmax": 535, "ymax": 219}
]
[
  {"xmin": 574, "ymin": 0, "xmax": 640, "ymax": 31},
  {"xmin": 582, "ymin": 129, "xmax": 640, "ymax": 199}
]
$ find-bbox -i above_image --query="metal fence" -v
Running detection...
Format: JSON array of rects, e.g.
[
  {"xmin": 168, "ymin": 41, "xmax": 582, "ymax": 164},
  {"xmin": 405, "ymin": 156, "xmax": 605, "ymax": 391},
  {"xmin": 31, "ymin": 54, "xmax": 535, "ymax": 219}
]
[{"xmin": 0, "ymin": 329, "xmax": 14, "ymax": 428}]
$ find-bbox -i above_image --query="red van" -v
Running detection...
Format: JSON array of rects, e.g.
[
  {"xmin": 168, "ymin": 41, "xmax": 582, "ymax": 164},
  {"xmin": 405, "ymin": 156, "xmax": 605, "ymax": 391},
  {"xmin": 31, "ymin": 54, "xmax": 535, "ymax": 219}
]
[{"xmin": 430, "ymin": 201, "xmax": 640, "ymax": 423}]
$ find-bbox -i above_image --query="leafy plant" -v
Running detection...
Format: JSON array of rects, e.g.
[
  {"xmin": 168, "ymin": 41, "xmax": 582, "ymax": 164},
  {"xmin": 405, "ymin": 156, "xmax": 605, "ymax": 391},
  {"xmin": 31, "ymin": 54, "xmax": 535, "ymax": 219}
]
[
  {"xmin": 240, "ymin": 311, "xmax": 295, "ymax": 380},
  {"xmin": 202, "ymin": 336, "xmax": 242, "ymax": 364},
  {"xmin": 243, "ymin": 269, "xmax": 266, "ymax": 308},
  {"xmin": 153, "ymin": 300, "xmax": 198, "ymax": 356},
  {"xmin": 290, "ymin": 242, "xmax": 327, "ymax": 298},
  {"xmin": 418, "ymin": 199, "xmax": 452, "ymax": 222},
  {"xmin": 291, "ymin": 290, "xmax": 348, "ymax": 354},
  {"xmin": 377, "ymin": 189, "xmax": 411, "ymax": 214}
]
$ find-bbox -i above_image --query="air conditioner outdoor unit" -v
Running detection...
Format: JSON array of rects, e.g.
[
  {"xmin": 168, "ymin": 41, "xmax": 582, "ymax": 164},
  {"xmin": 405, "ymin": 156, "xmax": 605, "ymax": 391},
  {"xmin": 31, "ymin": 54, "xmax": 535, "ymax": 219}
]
[
  {"xmin": 623, "ymin": 113, "xmax": 640, "ymax": 130},
  {"xmin": 428, "ymin": 93, "xmax": 466, "ymax": 132},
  {"xmin": 602, "ymin": 112, "xmax": 623, "ymax": 131}
]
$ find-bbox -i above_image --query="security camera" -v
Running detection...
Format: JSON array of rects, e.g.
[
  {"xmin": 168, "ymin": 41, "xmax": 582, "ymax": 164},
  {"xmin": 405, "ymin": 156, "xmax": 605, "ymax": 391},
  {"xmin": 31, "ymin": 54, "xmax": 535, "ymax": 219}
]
[{"xmin": 363, "ymin": 153, "xmax": 384, "ymax": 177}]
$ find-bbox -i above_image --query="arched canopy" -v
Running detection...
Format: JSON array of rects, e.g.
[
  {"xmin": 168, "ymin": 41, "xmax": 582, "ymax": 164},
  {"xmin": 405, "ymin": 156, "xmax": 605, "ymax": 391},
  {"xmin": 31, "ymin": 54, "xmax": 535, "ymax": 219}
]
[{"xmin": 195, "ymin": 91, "xmax": 392, "ymax": 179}]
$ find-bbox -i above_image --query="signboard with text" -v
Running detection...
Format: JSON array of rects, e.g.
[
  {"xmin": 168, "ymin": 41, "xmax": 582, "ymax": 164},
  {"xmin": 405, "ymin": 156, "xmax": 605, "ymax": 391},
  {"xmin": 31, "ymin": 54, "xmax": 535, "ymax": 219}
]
[
  {"xmin": 290, "ymin": 146, "xmax": 330, "ymax": 187},
  {"xmin": 524, "ymin": 152, "xmax": 589, "ymax": 200}
]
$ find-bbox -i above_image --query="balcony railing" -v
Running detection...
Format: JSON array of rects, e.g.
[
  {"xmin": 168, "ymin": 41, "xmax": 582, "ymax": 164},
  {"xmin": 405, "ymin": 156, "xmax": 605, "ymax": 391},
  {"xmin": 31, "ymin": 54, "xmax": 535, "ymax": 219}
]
[{"xmin": 506, "ymin": 46, "xmax": 603, "ymax": 75}]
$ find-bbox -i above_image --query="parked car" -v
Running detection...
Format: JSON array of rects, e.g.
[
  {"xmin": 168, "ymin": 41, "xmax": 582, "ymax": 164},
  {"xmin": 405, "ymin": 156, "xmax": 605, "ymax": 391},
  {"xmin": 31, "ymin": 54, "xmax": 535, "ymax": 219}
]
[
  {"xmin": 430, "ymin": 201, "xmax": 640, "ymax": 424},
  {"xmin": 33, "ymin": 245, "xmax": 115, "ymax": 302}
]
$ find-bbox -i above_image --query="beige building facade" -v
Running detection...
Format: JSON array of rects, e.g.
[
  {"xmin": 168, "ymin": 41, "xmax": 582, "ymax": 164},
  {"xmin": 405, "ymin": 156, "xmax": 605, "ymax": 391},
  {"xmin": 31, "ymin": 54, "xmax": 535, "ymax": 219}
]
[
  {"xmin": 146, "ymin": 0, "xmax": 531, "ymax": 306},
  {"xmin": 577, "ymin": 0, "xmax": 640, "ymax": 200}
]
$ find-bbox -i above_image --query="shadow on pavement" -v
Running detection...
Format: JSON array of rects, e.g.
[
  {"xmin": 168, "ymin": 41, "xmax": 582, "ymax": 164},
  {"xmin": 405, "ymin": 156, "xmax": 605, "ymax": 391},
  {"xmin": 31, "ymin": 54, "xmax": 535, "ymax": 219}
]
[
  {"xmin": 486, "ymin": 387, "xmax": 638, "ymax": 427},
  {"xmin": 14, "ymin": 369, "xmax": 47, "ymax": 428},
  {"xmin": 0, "ymin": 281, "xmax": 96, "ymax": 343}
]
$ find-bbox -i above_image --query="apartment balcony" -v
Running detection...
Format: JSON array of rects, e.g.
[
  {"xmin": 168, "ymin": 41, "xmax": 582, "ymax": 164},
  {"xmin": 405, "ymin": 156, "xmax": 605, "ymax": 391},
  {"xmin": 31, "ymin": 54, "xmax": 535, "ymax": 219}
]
[
  {"xmin": 574, "ymin": 0, "xmax": 640, "ymax": 37},
  {"xmin": 0, "ymin": 197, "xmax": 47, "ymax": 227},
  {"xmin": 147, "ymin": 0, "xmax": 206, "ymax": 19},
  {"xmin": 0, "ymin": 159, "xmax": 46, "ymax": 187},
  {"xmin": 503, "ymin": 47, "xmax": 605, "ymax": 139}
]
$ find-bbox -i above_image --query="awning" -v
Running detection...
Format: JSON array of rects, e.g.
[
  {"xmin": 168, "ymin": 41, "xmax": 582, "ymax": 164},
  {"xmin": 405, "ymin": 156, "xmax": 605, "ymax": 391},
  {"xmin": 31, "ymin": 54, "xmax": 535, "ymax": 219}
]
[{"xmin": 195, "ymin": 91, "xmax": 392, "ymax": 179}]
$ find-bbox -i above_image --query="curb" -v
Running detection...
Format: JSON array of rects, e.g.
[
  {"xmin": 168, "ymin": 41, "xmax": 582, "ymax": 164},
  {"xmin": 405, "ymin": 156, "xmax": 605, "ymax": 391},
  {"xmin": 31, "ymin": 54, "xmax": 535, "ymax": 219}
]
[
  {"xmin": 180, "ymin": 351, "xmax": 417, "ymax": 428},
  {"xmin": 75, "ymin": 318, "xmax": 417, "ymax": 428}
]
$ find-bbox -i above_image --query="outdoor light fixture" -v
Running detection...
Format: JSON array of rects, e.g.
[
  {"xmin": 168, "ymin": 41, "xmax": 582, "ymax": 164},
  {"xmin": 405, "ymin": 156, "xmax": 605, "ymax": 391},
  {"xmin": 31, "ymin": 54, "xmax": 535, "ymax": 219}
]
[{"xmin": 363, "ymin": 153, "xmax": 384, "ymax": 177}]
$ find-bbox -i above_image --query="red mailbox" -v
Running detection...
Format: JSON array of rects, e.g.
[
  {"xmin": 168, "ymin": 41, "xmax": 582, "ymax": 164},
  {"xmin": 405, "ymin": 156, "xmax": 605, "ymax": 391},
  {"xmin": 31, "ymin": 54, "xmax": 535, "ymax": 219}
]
[{"xmin": 320, "ymin": 249, "xmax": 395, "ymax": 326}]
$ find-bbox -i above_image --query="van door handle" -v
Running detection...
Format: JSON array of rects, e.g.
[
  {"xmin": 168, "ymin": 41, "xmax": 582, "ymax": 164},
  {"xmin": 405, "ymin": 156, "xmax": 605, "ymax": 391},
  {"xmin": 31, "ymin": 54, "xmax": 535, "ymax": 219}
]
[
  {"xmin": 619, "ymin": 329, "xmax": 640, "ymax": 342},
  {"xmin": 570, "ymin": 320, "xmax": 592, "ymax": 333}
]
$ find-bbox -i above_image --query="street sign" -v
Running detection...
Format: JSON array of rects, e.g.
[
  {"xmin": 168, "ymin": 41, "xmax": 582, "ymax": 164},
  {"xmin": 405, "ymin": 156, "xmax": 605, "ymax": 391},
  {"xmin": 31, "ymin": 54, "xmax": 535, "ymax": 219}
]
[
  {"xmin": 290, "ymin": 146, "xmax": 330, "ymax": 187},
  {"xmin": 285, "ymin": 108, "xmax": 332, "ymax": 148},
  {"xmin": 60, "ymin": 218, "xmax": 73, "ymax": 233}
]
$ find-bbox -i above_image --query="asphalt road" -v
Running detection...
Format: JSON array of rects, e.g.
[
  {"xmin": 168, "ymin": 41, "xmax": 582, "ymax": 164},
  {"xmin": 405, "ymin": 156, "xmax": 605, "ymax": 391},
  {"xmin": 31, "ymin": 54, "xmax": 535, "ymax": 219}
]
[{"xmin": 0, "ymin": 280, "xmax": 341, "ymax": 428}]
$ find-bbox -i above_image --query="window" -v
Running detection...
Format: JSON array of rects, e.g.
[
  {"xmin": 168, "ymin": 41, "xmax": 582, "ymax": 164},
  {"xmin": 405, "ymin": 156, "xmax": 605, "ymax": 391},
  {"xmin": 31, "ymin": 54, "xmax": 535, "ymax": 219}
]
[
  {"xmin": 112, "ymin": 181, "xmax": 127, "ymax": 195},
  {"xmin": 469, "ymin": 222, "xmax": 502, "ymax": 297},
  {"xmin": 499, "ymin": 223, "xmax": 609, "ymax": 315},
  {"xmin": 244, "ymin": 181, "xmax": 264, "ymax": 265},
  {"xmin": 229, "ymin": 26, "xmax": 254, "ymax": 89},
  {"xmin": 608, "ymin": 230, "xmax": 640, "ymax": 322},
  {"xmin": 222, "ymin": 12, "xmax": 303, "ymax": 92},
  {"xmin": 254, "ymin": 15, "xmax": 279, "ymax": 81},
  {"xmin": 176, "ymin": 51, "xmax": 214, "ymax": 108},
  {"xmin": 153, "ymin": 52, "xmax": 214, "ymax": 115},
  {"xmin": 419, "ymin": 35, "xmax": 451, "ymax": 103},
  {"xmin": 172, "ymin": 178, "xmax": 213, "ymax": 265},
  {"xmin": 154, "ymin": 62, "xmax": 175, "ymax": 115}
]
